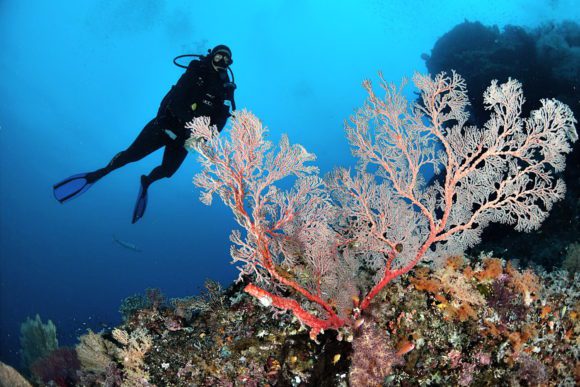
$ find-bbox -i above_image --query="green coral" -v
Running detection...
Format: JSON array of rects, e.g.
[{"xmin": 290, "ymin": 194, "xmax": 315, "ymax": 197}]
[
  {"xmin": 19, "ymin": 314, "xmax": 58, "ymax": 372},
  {"xmin": 562, "ymin": 242, "xmax": 580, "ymax": 275}
]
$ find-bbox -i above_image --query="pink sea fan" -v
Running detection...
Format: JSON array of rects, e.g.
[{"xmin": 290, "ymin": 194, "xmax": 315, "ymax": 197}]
[{"xmin": 190, "ymin": 72, "xmax": 577, "ymax": 340}]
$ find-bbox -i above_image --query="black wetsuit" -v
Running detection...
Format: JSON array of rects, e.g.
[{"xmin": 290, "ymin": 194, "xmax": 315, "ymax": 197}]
[{"xmin": 90, "ymin": 58, "xmax": 231, "ymax": 184}]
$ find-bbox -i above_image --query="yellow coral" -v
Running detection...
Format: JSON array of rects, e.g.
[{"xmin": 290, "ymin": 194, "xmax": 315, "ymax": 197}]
[
  {"xmin": 113, "ymin": 328, "xmax": 153, "ymax": 385},
  {"xmin": 0, "ymin": 361, "xmax": 32, "ymax": 387},
  {"xmin": 76, "ymin": 330, "xmax": 118, "ymax": 374}
]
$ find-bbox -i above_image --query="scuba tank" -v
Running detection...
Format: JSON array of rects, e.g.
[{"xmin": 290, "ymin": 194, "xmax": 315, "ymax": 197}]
[{"xmin": 173, "ymin": 53, "xmax": 237, "ymax": 111}]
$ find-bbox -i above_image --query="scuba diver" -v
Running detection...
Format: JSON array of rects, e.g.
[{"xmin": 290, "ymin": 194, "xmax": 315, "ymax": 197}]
[{"xmin": 53, "ymin": 44, "xmax": 236, "ymax": 223}]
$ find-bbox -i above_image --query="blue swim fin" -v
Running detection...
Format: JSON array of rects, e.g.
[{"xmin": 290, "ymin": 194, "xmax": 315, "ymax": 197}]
[
  {"xmin": 132, "ymin": 175, "xmax": 149, "ymax": 224},
  {"xmin": 53, "ymin": 172, "xmax": 98, "ymax": 203}
]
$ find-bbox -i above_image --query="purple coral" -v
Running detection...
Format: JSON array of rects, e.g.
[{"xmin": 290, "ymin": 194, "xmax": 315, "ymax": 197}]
[
  {"xmin": 487, "ymin": 278, "xmax": 527, "ymax": 322},
  {"xmin": 30, "ymin": 347, "xmax": 80, "ymax": 387},
  {"xmin": 514, "ymin": 353, "xmax": 548, "ymax": 385},
  {"xmin": 349, "ymin": 326, "xmax": 404, "ymax": 385}
]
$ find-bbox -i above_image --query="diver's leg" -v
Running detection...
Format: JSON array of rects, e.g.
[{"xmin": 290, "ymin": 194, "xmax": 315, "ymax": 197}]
[
  {"xmin": 143, "ymin": 143, "xmax": 188, "ymax": 185},
  {"xmin": 132, "ymin": 143, "xmax": 187, "ymax": 223},
  {"xmin": 88, "ymin": 118, "xmax": 166, "ymax": 182},
  {"xmin": 53, "ymin": 118, "xmax": 167, "ymax": 203}
]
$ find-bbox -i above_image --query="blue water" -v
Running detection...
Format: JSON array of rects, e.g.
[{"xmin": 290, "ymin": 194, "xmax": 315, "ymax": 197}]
[{"xmin": 1, "ymin": 0, "xmax": 577, "ymax": 368}]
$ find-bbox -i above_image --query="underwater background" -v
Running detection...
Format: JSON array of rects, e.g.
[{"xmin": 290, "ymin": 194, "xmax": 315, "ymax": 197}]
[{"xmin": 0, "ymin": 0, "xmax": 578, "ymax": 372}]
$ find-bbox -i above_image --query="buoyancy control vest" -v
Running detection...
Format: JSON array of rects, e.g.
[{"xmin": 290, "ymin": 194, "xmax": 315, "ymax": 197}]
[{"xmin": 159, "ymin": 58, "xmax": 232, "ymax": 131}]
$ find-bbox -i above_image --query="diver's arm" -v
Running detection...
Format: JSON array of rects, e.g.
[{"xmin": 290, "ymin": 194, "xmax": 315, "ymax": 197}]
[{"xmin": 165, "ymin": 60, "xmax": 205, "ymax": 124}]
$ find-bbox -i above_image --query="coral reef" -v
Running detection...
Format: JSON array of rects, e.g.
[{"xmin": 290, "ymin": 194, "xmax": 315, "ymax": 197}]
[
  {"xmin": 67, "ymin": 258, "xmax": 579, "ymax": 385},
  {"xmin": 80, "ymin": 282, "xmax": 352, "ymax": 385},
  {"xmin": 369, "ymin": 255, "xmax": 579, "ymax": 385},
  {"xmin": 17, "ymin": 258, "xmax": 577, "ymax": 385}
]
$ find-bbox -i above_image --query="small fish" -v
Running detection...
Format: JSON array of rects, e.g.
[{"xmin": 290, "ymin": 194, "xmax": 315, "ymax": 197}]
[
  {"xmin": 332, "ymin": 354, "xmax": 341, "ymax": 365},
  {"xmin": 396, "ymin": 339, "xmax": 415, "ymax": 356},
  {"xmin": 112, "ymin": 235, "xmax": 141, "ymax": 252}
]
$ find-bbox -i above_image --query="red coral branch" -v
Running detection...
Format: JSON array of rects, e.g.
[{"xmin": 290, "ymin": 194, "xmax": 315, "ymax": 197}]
[{"xmin": 244, "ymin": 283, "xmax": 345, "ymax": 340}]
